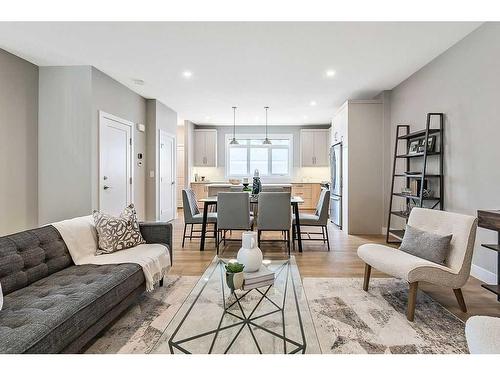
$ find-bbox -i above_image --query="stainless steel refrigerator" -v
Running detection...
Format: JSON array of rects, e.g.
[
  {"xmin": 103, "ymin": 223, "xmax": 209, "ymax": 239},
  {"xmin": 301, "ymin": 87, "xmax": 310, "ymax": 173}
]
[{"xmin": 330, "ymin": 142, "xmax": 342, "ymax": 228}]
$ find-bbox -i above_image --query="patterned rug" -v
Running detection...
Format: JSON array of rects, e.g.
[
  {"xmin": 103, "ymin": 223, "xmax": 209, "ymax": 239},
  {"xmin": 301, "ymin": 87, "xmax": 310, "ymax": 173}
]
[
  {"xmin": 86, "ymin": 276, "xmax": 468, "ymax": 354},
  {"xmin": 303, "ymin": 278, "xmax": 468, "ymax": 354}
]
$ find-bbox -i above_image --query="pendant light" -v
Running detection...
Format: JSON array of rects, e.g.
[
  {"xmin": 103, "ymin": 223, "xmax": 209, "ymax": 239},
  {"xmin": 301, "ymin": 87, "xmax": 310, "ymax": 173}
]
[
  {"xmin": 263, "ymin": 106, "xmax": 272, "ymax": 145},
  {"xmin": 230, "ymin": 106, "xmax": 239, "ymax": 145}
]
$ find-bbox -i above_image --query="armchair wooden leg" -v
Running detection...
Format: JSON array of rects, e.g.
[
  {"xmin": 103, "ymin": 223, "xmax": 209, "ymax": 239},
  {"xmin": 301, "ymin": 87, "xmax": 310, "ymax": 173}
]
[
  {"xmin": 363, "ymin": 264, "xmax": 371, "ymax": 291},
  {"xmin": 407, "ymin": 282, "xmax": 419, "ymax": 322},
  {"xmin": 325, "ymin": 226, "xmax": 330, "ymax": 251},
  {"xmin": 453, "ymin": 288, "xmax": 467, "ymax": 312}
]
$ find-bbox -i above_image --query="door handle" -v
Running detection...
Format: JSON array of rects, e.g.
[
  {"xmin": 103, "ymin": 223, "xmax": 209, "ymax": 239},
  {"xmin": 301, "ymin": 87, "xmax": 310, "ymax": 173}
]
[
  {"xmin": 171, "ymin": 181, "xmax": 175, "ymax": 185},
  {"xmin": 103, "ymin": 185, "xmax": 111, "ymax": 190}
]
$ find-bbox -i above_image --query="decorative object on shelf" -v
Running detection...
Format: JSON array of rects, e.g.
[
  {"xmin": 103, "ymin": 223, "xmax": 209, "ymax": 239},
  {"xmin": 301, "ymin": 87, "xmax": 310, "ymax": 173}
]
[
  {"xmin": 225, "ymin": 261, "xmax": 245, "ymax": 291},
  {"xmin": 262, "ymin": 106, "xmax": 272, "ymax": 145},
  {"xmin": 229, "ymin": 106, "xmax": 239, "ymax": 145},
  {"xmin": 242, "ymin": 183, "xmax": 252, "ymax": 192},
  {"xmin": 252, "ymin": 169, "xmax": 262, "ymax": 195},
  {"xmin": 408, "ymin": 139, "xmax": 420, "ymax": 154},
  {"xmin": 228, "ymin": 178, "xmax": 241, "ymax": 185},
  {"xmin": 387, "ymin": 113, "xmax": 444, "ymax": 244},
  {"xmin": 237, "ymin": 231, "xmax": 263, "ymax": 272},
  {"xmin": 425, "ymin": 135, "xmax": 436, "ymax": 152}
]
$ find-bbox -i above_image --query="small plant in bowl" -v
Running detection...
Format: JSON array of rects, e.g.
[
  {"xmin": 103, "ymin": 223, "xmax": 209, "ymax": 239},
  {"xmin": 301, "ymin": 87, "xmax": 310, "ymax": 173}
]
[{"xmin": 225, "ymin": 261, "xmax": 245, "ymax": 291}]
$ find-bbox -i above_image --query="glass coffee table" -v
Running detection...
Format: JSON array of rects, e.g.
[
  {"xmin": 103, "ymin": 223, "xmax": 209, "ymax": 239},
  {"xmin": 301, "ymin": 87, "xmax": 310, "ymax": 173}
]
[{"xmin": 151, "ymin": 256, "xmax": 320, "ymax": 354}]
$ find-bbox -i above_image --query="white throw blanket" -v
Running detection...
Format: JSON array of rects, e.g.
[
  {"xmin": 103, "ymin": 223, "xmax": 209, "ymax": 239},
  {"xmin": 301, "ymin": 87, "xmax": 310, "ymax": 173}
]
[{"xmin": 52, "ymin": 215, "xmax": 170, "ymax": 291}]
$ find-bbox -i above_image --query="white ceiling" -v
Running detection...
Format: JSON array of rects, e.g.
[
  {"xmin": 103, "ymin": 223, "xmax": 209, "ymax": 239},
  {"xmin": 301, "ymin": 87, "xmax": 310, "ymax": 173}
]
[{"xmin": 0, "ymin": 22, "xmax": 481, "ymax": 125}]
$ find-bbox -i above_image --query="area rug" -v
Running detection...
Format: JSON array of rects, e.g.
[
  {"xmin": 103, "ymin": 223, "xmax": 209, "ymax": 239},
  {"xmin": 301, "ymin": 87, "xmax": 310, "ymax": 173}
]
[
  {"xmin": 302, "ymin": 278, "xmax": 468, "ymax": 354},
  {"xmin": 85, "ymin": 275, "xmax": 199, "ymax": 353}
]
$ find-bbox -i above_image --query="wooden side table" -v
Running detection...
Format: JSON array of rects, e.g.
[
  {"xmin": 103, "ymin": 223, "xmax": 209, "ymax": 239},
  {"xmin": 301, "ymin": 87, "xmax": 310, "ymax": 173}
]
[{"xmin": 477, "ymin": 210, "xmax": 500, "ymax": 302}]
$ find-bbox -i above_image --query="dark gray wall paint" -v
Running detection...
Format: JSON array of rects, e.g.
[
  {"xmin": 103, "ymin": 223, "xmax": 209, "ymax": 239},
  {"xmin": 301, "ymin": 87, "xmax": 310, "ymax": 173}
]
[
  {"xmin": 0, "ymin": 49, "xmax": 39, "ymax": 235},
  {"xmin": 387, "ymin": 22, "xmax": 500, "ymax": 279}
]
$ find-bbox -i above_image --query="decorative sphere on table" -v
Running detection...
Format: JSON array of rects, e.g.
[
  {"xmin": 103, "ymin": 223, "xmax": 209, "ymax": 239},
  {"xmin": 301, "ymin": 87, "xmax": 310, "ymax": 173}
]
[{"xmin": 237, "ymin": 232, "xmax": 263, "ymax": 272}]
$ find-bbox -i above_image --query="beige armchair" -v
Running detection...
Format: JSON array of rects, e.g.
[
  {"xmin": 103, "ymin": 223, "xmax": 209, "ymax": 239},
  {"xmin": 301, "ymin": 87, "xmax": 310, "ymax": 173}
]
[{"xmin": 357, "ymin": 208, "xmax": 478, "ymax": 321}]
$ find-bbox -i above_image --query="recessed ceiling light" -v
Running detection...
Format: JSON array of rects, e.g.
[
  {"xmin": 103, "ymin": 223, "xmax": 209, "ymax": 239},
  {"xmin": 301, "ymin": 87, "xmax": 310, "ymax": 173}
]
[
  {"xmin": 205, "ymin": 116, "xmax": 211, "ymax": 120},
  {"xmin": 303, "ymin": 115, "xmax": 308, "ymax": 120},
  {"xmin": 132, "ymin": 78, "xmax": 144, "ymax": 85},
  {"xmin": 182, "ymin": 71, "xmax": 193, "ymax": 79},
  {"xmin": 325, "ymin": 70, "xmax": 336, "ymax": 78},
  {"xmin": 309, "ymin": 100, "xmax": 317, "ymax": 106}
]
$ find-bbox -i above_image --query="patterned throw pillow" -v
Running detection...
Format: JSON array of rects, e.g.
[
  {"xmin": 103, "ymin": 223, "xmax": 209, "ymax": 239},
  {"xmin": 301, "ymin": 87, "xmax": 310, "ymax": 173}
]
[{"xmin": 93, "ymin": 204, "xmax": 146, "ymax": 255}]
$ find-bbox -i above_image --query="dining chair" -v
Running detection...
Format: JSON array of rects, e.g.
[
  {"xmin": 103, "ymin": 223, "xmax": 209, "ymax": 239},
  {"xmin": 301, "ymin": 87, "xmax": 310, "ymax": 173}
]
[
  {"xmin": 216, "ymin": 192, "xmax": 254, "ymax": 255},
  {"xmin": 257, "ymin": 192, "xmax": 292, "ymax": 256},
  {"xmin": 230, "ymin": 186, "xmax": 243, "ymax": 192},
  {"xmin": 292, "ymin": 188, "xmax": 331, "ymax": 251},
  {"xmin": 181, "ymin": 189, "xmax": 217, "ymax": 247}
]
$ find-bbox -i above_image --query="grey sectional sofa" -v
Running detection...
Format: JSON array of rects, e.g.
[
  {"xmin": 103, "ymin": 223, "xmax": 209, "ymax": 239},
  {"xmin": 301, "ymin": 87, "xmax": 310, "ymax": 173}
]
[{"xmin": 0, "ymin": 222, "xmax": 172, "ymax": 354}]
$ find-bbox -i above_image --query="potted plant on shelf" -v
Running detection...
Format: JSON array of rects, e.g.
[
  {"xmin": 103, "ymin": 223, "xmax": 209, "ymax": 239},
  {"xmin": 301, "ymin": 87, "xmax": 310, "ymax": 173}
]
[{"xmin": 225, "ymin": 261, "xmax": 245, "ymax": 292}]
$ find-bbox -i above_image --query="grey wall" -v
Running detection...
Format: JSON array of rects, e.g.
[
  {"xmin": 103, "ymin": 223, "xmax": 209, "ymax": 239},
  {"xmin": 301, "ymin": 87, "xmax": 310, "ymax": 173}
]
[
  {"xmin": 39, "ymin": 66, "xmax": 149, "ymax": 224},
  {"xmin": 145, "ymin": 99, "xmax": 177, "ymax": 221},
  {"xmin": 0, "ymin": 49, "xmax": 38, "ymax": 235},
  {"xmin": 91, "ymin": 68, "xmax": 147, "ymax": 219},
  {"xmin": 387, "ymin": 22, "xmax": 500, "ymax": 280},
  {"xmin": 38, "ymin": 66, "xmax": 92, "ymax": 224}
]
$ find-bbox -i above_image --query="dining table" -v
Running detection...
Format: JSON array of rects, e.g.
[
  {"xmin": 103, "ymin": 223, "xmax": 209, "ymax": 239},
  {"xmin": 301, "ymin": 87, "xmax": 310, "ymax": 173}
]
[{"xmin": 198, "ymin": 195, "xmax": 305, "ymax": 253}]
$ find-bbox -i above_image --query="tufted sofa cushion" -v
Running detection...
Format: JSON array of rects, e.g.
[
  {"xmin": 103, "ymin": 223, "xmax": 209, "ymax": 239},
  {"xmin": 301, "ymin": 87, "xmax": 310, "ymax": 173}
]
[
  {"xmin": 0, "ymin": 226, "xmax": 72, "ymax": 295},
  {"xmin": 0, "ymin": 263, "xmax": 144, "ymax": 353}
]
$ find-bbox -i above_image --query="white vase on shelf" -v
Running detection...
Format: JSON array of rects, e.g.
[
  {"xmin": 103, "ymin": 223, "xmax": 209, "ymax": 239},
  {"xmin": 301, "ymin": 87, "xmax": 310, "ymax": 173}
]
[{"xmin": 237, "ymin": 231, "xmax": 263, "ymax": 273}]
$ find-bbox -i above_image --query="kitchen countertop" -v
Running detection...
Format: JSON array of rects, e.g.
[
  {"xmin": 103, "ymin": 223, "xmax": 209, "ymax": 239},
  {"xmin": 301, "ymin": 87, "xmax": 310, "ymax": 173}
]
[
  {"xmin": 206, "ymin": 183, "xmax": 293, "ymax": 188},
  {"xmin": 190, "ymin": 181, "xmax": 325, "ymax": 184}
]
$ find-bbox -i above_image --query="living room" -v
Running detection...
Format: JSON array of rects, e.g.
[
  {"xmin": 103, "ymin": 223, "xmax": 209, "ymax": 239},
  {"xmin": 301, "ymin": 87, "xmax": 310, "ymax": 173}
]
[{"xmin": 0, "ymin": 0, "xmax": 499, "ymax": 372}]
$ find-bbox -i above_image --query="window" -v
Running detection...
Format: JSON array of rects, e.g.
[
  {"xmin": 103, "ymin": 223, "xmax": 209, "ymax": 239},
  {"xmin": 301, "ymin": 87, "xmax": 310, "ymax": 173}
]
[{"xmin": 226, "ymin": 134, "xmax": 293, "ymax": 177}]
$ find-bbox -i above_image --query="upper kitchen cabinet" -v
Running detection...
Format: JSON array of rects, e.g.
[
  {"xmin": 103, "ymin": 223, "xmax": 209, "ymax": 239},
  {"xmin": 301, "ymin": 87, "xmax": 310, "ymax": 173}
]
[
  {"xmin": 193, "ymin": 129, "xmax": 217, "ymax": 167},
  {"xmin": 300, "ymin": 129, "xmax": 329, "ymax": 167}
]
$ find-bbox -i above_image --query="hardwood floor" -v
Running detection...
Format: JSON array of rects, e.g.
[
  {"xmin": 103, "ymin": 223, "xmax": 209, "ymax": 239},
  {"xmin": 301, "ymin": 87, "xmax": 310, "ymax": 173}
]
[{"xmin": 169, "ymin": 209, "xmax": 499, "ymax": 321}]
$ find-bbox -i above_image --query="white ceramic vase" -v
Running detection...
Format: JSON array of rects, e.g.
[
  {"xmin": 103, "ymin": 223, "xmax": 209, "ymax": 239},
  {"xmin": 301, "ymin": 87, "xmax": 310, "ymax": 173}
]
[{"xmin": 237, "ymin": 231, "xmax": 263, "ymax": 272}]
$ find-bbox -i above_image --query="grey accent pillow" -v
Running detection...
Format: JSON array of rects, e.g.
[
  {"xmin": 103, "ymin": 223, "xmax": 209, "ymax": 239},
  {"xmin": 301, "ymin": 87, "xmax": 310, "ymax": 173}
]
[
  {"xmin": 93, "ymin": 204, "xmax": 146, "ymax": 255},
  {"xmin": 399, "ymin": 225, "xmax": 452, "ymax": 265}
]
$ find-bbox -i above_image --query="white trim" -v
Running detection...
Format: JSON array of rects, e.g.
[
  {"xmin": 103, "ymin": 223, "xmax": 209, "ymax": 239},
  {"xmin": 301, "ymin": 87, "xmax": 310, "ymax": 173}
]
[
  {"xmin": 224, "ymin": 133, "xmax": 293, "ymax": 179},
  {"xmin": 471, "ymin": 264, "xmax": 497, "ymax": 284},
  {"xmin": 157, "ymin": 129, "xmax": 176, "ymax": 222},
  {"xmin": 98, "ymin": 110, "xmax": 134, "ymax": 211}
]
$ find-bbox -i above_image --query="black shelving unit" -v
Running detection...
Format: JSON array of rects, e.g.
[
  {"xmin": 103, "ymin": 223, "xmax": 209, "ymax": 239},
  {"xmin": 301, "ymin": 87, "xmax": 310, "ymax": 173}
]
[
  {"xmin": 477, "ymin": 210, "xmax": 500, "ymax": 302},
  {"xmin": 386, "ymin": 113, "xmax": 444, "ymax": 243}
]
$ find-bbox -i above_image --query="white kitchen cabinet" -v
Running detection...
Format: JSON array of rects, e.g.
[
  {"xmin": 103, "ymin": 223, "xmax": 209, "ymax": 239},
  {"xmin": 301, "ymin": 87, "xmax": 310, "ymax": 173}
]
[
  {"xmin": 300, "ymin": 129, "xmax": 329, "ymax": 167},
  {"xmin": 193, "ymin": 129, "xmax": 217, "ymax": 167},
  {"xmin": 332, "ymin": 100, "xmax": 384, "ymax": 235}
]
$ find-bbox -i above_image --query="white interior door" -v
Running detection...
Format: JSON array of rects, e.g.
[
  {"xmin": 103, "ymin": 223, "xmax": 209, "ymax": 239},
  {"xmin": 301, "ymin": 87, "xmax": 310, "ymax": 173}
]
[
  {"xmin": 99, "ymin": 112, "xmax": 133, "ymax": 216},
  {"xmin": 159, "ymin": 130, "xmax": 175, "ymax": 221}
]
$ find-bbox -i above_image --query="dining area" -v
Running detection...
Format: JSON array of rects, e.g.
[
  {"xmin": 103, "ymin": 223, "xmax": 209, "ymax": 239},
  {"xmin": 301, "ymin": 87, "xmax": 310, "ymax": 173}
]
[{"xmin": 181, "ymin": 186, "xmax": 331, "ymax": 255}]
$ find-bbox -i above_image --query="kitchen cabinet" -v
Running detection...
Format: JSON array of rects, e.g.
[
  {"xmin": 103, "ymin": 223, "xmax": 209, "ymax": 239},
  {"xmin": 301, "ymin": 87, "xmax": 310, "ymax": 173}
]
[
  {"xmin": 291, "ymin": 183, "xmax": 322, "ymax": 210},
  {"xmin": 300, "ymin": 129, "xmax": 329, "ymax": 167},
  {"xmin": 331, "ymin": 100, "xmax": 383, "ymax": 235},
  {"xmin": 193, "ymin": 130, "xmax": 217, "ymax": 167}
]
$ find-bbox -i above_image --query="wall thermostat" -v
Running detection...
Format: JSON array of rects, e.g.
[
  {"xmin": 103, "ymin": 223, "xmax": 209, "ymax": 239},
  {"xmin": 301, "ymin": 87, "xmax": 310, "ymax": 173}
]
[{"xmin": 137, "ymin": 123, "xmax": 146, "ymax": 132}]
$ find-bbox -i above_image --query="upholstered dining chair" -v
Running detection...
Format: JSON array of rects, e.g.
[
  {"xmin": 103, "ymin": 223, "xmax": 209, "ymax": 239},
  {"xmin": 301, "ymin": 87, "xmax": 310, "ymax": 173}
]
[
  {"xmin": 357, "ymin": 208, "xmax": 478, "ymax": 321},
  {"xmin": 257, "ymin": 192, "xmax": 292, "ymax": 256},
  {"xmin": 261, "ymin": 186, "xmax": 284, "ymax": 192},
  {"xmin": 216, "ymin": 192, "xmax": 254, "ymax": 255},
  {"xmin": 292, "ymin": 188, "xmax": 331, "ymax": 251},
  {"xmin": 181, "ymin": 189, "xmax": 217, "ymax": 247}
]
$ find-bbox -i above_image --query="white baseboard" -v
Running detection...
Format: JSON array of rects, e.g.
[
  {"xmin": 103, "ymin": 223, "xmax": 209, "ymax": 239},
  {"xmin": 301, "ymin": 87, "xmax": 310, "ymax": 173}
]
[
  {"xmin": 381, "ymin": 227, "xmax": 387, "ymax": 235},
  {"xmin": 471, "ymin": 264, "xmax": 497, "ymax": 284}
]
